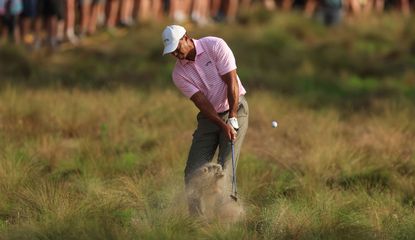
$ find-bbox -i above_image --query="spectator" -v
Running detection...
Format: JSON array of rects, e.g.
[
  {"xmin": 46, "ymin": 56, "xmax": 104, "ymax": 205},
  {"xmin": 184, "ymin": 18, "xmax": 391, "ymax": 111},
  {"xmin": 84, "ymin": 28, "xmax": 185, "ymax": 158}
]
[
  {"xmin": 87, "ymin": 0, "xmax": 105, "ymax": 35},
  {"xmin": 65, "ymin": 0, "xmax": 79, "ymax": 44},
  {"xmin": 211, "ymin": 0, "xmax": 223, "ymax": 21},
  {"xmin": 264, "ymin": 0, "xmax": 276, "ymax": 10},
  {"xmin": 119, "ymin": 0, "xmax": 134, "ymax": 27},
  {"xmin": 36, "ymin": 0, "xmax": 64, "ymax": 49},
  {"xmin": 372, "ymin": 0, "xmax": 385, "ymax": 13},
  {"xmin": 135, "ymin": 0, "xmax": 163, "ymax": 22},
  {"xmin": 0, "ymin": 0, "xmax": 5, "ymax": 43},
  {"xmin": 400, "ymin": 0, "xmax": 410, "ymax": 15},
  {"xmin": 169, "ymin": 0, "xmax": 192, "ymax": 22},
  {"xmin": 20, "ymin": 0, "xmax": 37, "ymax": 46},
  {"xmin": 0, "ymin": 0, "xmax": 413, "ymax": 51},
  {"xmin": 106, "ymin": 0, "xmax": 119, "ymax": 30},
  {"xmin": 192, "ymin": 0, "xmax": 211, "ymax": 25},
  {"xmin": 224, "ymin": 0, "xmax": 239, "ymax": 22},
  {"xmin": 79, "ymin": 0, "xmax": 92, "ymax": 37},
  {"xmin": 305, "ymin": 0, "xmax": 318, "ymax": 17},
  {"xmin": 0, "ymin": 0, "xmax": 23, "ymax": 44},
  {"xmin": 317, "ymin": 0, "xmax": 343, "ymax": 25},
  {"xmin": 151, "ymin": 0, "xmax": 164, "ymax": 21}
]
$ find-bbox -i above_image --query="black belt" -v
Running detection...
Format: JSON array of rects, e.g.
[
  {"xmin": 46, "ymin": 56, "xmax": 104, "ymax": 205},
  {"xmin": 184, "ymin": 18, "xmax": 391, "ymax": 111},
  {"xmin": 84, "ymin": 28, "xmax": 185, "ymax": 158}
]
[{"xmin": 218, "ymin": 109, "xmax": 230, "ymax": 115}]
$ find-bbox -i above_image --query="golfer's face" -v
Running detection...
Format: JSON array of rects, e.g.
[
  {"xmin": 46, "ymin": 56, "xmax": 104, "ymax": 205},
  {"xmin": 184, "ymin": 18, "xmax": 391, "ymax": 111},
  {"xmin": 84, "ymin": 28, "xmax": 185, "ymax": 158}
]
[{"xmin": 171, "ymin": 38, "xmax": 186, "ymax": 60}]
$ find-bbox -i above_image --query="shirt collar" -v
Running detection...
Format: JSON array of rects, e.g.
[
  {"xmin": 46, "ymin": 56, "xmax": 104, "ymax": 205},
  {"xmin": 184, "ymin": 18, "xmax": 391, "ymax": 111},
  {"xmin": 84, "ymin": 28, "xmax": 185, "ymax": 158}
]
[{"xmin": 179, "ymin": 39, "xmax": 204, "ymax": 65}]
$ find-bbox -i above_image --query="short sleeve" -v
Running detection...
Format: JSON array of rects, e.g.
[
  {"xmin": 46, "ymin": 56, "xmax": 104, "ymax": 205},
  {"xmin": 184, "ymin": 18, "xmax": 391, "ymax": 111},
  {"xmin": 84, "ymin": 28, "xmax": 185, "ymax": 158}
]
[
  {"xmin": 214, "ymin": 38, "xmax": 237, "ymax": 76},
  {"xmin": 172, "ymin": 71, "xmax": 199, "ymax": 99}
]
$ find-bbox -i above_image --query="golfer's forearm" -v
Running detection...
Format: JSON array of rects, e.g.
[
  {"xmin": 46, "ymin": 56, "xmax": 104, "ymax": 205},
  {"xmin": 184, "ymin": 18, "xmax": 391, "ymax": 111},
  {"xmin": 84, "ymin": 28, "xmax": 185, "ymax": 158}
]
[
  {"xmin": 222, "ymin": 70, "xmax": 239, "ymax": 118},
  {"xmin": 190, "ymin": 91, "xmax": 227, "ymax": 129},
  {"xmin": 227, "ymin": 82, "xmax": 239, "ymax": 118}
]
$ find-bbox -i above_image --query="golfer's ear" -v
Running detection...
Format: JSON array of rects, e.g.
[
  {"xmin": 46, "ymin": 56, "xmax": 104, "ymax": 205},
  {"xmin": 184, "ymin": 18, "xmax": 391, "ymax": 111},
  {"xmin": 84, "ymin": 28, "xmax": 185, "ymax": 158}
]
[
  {"xmin": 183, "ymin": 34, "xmax": 191, "ymax": 43},
  {"xmin": 203, "ymin": 167, "xmax": 208, "ymax": 173}
]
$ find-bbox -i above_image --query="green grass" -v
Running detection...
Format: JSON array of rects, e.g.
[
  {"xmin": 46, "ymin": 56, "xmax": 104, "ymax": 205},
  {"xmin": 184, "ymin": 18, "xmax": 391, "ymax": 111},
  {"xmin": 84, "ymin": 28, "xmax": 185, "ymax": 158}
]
[{"xmin": 1, "ymin": 13, "xmax": 415, "ymax": 239}]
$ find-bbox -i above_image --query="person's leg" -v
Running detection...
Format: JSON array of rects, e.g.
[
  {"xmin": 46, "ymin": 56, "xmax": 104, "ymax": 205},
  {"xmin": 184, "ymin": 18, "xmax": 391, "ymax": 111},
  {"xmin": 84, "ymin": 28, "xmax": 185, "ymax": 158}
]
[
  {"xmin": 225, "ymin": 0, "xmax": 238, "ymax": 22},
  {"xmin": 0, "ymin": 17, "xmax": 5, "ymax": 45},
  {"xmin": 185, "ymin": 115, "xmax": 221, "ymax": 183},
  {"xmin": 4, "ymin": 15, "xmax": 13, "ymax": 42},
  {"xmin": 191, "ymin": 0, "xmax": 200, "ymax": 22},
  {"xmin": 217, "ymin": 96, "xmax": 249, "ymax": 195},
  {"xmin": 21, "ymin": 0, "xmax": 33, "ymax": 45},
  {"xmin": 119, "ymin": 0, "xmax": 134, "ymax": 25},
  {"xmin": 240, "ymin": 0, "xmax": 251, "ymax": 9},
  {"xmin": 304, "ymin": 0, "xmax": 317, "ymax": 17},
  {"xmin": 282, "ymin": 0, "xmax": 293, "ymax": 11},
  {"xmin": 200, "ymin": 0, "xmax": 210, "ymax": 24},
  {"xmin": 33, "ymin": 5, "xmax": 43, "ymax": 49},
  {"xmin": 210, "ymin": 0, "xmax": 221, "ymax": 17},
  {"xmin": 3, "ymin": 14, "xmax": 18, "ymax": 44},
  {"xmin": 349, "ymin": 0, "xmax": 361, "ymax": 15},
  {"xmin": 137, "ymin": 0, "xmax": 149, "ymax": 22},
  {"xmin": 151, "ymin": 0, "xmax": 163, "ymax": 21},
  {"xmin": 43, "ymin": 0, "xmax": 60, "ymax": 48},
  {"xmin": 88, "ymin": 0, "xmax": 102, "ymax": 34},
  {"xmin": 401, "ymin": 0, "xmax": 410, "ymax": 15},
  {"xmin": 80, "ymin": 0, "xmax": 91, "ymax": 35},
  {"xmin": 56, "ymin": 16, "xmax": 64, "ymax": 43},
  {"xmin": 5, "ymin": 0, "xmax": 23, "ymax": 44},
  {"xmin": 11, "ymin": 15, "xmax": 21, "ymax": 44},
  {"xmin": 263, "ymin": 0, "xmax": 276, "ymax": 10},
  {"xmin": 185, "ymin": 112, "xmax": 221, "ymax": 215},
  {"xmin": 172, "ymin": 0, "xmax": 189, "ymax": 22},
  {"xmin": 46, "ymin": 15, "xmax": 58, "ymax": 47},
  {"xmin": 106, "ymin": 0, "xmax": 119, "ymax": 29},
  {"xmin": 183, "ymin": 0, "xmax": 192, "ymax": 17},
  {"xmin": 362, "ymin": 0, "xmax": 372, "ymax": 14},
  {"xmin": 65, "ymin": 0, "xmax": 78, "ymax": 44},
  {"xmin": 374, "ymin": 0, "xmax": 384, "ymax": 13},
  {"xmin": 119, "ymin": 0, "xmax": 126, "ymax": 25},
  {"xmin": 126, "ymin": 0, "xmax": 134, "ymax": 23},
  {"xmin": 167, "ymin": 0, "xmax": 175, "ymax": 18},
  {"xmin": 136, "ymin": 0, "xmax": 150, "ymax": 21}
]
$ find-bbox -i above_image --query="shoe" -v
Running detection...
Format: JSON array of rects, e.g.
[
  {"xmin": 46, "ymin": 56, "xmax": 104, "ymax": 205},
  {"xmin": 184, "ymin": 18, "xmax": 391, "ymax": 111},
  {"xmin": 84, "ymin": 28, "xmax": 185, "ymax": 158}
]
[
  {"xmin": 33, "ymin": 37, "xmax": 42, "ymax": 50},
  {"xmin": 66, "ymin": 30, "xmax": 79, "ymax": 45},
  {"xmin": 49, "ymin": 37, "xmax": 59, "ymax": 50}
]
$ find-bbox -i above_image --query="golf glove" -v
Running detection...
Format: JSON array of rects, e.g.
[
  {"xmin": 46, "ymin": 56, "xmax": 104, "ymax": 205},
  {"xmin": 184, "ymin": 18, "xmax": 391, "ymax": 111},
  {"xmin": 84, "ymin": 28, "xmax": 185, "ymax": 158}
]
[{"xmin": 227, "ymin": 117, "xmax": 239, "ymax": 131}]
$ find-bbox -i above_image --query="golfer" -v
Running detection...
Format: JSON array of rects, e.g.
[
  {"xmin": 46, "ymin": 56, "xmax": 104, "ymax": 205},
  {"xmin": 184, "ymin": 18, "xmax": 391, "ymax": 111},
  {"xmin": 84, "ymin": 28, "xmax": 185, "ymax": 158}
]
[{"xmin": 162, "ymin": 25, "xmax": 249, "ymax": 214}]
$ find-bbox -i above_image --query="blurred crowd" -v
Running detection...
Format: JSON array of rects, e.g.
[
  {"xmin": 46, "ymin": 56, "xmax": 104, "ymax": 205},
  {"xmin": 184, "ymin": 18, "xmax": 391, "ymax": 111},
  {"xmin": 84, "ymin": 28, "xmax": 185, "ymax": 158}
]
[{"xmin": 0, "ymin": 0, "xmax": 413, "ymax": 50}]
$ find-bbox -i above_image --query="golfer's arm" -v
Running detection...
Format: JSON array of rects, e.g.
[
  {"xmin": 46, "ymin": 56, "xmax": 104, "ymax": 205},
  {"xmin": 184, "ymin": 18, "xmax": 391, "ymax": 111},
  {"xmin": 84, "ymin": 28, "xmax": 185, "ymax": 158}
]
[
  {"xmin": 221, "ymin": 70, "xmax": 239, "ymax": 118},
  {"xmin": 190, "ymin": 91, "xmax": 227, "ymax": 129}
]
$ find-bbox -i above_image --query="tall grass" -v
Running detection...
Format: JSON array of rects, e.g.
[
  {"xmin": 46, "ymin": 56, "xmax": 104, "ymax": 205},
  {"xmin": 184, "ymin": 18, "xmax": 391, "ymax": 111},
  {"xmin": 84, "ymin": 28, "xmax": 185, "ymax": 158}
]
[
  {"xmin": 1, "ymin": 88, "xmax": 415, "ymax": 239},
  {"xmin": 1, "ymin": 13, "xmax": 415, "ymax": 239}
]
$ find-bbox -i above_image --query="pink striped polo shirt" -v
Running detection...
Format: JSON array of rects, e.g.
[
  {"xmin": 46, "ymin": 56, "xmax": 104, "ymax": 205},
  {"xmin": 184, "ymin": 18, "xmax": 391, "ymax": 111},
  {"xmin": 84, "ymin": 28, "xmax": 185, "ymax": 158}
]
[{"xmin": 172, "ymin": 37, "xmax": 246, "ymax": 113}]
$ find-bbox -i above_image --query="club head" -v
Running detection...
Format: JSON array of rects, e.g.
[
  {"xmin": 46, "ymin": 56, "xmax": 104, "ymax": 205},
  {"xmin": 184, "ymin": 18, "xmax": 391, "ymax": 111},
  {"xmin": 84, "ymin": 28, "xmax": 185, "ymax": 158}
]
[{"xmin": 230, "ymin": 194, "xmax": 238, "ymax": 202}]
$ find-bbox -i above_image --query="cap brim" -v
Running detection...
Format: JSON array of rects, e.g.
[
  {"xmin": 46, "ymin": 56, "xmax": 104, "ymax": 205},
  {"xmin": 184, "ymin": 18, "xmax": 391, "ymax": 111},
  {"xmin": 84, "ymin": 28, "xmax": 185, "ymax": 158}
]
[{"xmin": 162, "ymin": 40, "xmax": 179, "ymax": 55}]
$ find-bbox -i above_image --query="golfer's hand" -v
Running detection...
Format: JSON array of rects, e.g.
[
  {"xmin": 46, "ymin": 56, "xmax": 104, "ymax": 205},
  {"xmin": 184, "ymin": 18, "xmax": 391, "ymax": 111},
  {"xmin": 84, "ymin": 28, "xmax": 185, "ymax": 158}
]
[
  {"xmin": 226, "ymin": 117, "xmax": 239, "ymax": 141},
  {"xmin": 227, "ymin": 117, "xmax": 239, "ymax": 130},
  {"xmin": 224, "ymin": 122, "xmax": 237, "ymax": 142}
]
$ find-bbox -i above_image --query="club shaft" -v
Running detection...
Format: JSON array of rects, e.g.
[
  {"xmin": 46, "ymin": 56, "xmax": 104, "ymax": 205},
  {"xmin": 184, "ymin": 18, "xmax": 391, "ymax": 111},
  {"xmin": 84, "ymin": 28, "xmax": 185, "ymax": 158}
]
[{"xmin": 231, "ymin": 142, "xmax": 237, "ymax": 196}]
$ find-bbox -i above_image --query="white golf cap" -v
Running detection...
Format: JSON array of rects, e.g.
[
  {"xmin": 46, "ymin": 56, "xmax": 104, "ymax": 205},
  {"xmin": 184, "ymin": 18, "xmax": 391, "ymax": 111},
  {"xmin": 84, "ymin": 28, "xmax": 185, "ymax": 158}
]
[{"xmin": 162, "ymin": 25, "xmax": 186, "ymax": 55}]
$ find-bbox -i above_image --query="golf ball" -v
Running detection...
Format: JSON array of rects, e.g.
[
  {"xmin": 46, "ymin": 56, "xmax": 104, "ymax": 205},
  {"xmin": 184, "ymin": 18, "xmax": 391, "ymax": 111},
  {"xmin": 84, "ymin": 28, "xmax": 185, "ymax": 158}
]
[{"xmin": 272, "ymin": 121, "xmax": 278, "ymax": 128}]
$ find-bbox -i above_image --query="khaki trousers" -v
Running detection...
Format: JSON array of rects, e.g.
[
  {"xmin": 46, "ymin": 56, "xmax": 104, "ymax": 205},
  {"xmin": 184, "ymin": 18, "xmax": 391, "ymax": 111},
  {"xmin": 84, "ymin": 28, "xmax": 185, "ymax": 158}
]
[{"xmin": 184, "ymin": 96, "xmax": 249, "ymax": 215}]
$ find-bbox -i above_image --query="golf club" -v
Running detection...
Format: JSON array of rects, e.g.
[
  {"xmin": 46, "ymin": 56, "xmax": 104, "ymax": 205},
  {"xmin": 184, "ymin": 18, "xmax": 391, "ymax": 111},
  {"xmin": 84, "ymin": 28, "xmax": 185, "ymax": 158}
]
[{"xmin": 230, "ymin": 141, "xmax": 238, "ymax": 201}]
